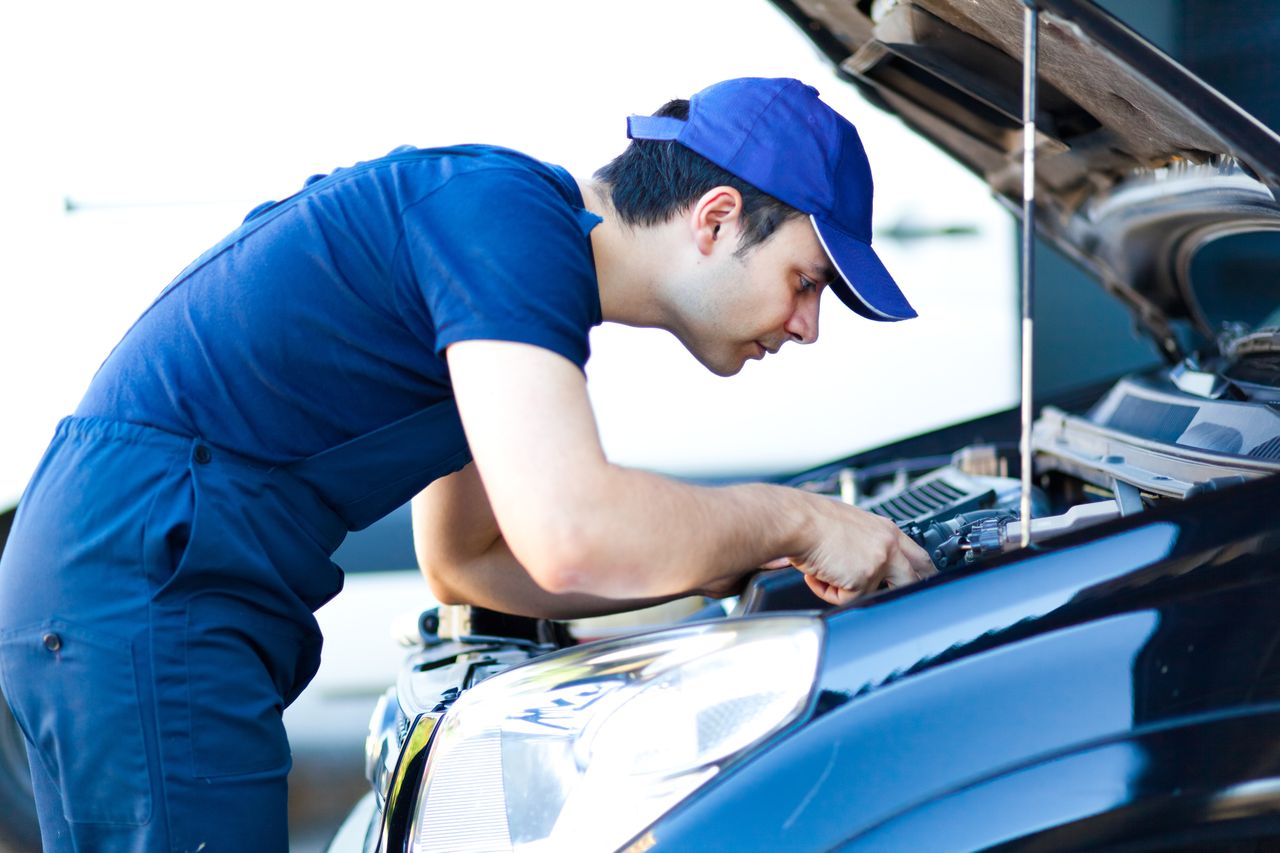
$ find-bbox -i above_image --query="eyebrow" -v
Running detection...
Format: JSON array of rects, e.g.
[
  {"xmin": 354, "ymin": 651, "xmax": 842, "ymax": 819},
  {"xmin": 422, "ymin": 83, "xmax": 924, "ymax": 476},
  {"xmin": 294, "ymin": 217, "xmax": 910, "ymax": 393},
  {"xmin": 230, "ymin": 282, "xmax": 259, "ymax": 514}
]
[{"xmin": 810, "ymin": 262, "xmax": 838, "ymax": 285}]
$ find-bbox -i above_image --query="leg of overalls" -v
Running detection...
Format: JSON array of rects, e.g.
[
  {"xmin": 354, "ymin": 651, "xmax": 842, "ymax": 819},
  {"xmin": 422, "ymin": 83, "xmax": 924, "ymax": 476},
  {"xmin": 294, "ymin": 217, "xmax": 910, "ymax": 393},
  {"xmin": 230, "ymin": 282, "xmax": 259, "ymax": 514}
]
[{"xmin": 0, "ymin": 418, "xmax": 307, "ymax": 852}]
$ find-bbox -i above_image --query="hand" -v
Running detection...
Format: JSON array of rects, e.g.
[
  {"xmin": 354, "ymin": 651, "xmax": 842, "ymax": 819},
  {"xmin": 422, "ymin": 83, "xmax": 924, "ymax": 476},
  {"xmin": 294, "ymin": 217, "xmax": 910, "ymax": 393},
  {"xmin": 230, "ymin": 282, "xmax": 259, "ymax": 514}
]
[
  {"xmin": 771, "ymin": 498, "xmax": 937, "ymax": 606},
  {"xmin": 801, "ymin": 574, "xmax": 862, "ymax": 606}
]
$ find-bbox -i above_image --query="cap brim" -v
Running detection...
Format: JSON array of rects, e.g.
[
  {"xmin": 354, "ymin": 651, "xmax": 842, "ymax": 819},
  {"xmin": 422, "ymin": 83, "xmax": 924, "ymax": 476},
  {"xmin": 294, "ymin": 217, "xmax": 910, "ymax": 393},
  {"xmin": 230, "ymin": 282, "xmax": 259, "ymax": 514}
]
[{"xmin": 811, "ymin": 215, "xmax": 917, "ymax": 322}]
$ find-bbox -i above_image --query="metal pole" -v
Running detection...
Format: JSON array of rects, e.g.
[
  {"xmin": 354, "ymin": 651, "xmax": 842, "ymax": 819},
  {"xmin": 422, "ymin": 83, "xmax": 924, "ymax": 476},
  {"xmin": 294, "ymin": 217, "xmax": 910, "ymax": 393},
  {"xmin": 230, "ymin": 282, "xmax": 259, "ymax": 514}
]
[{"xmin": 1019, "ymin": 0, "xmax": 1039, "ymax": 548}]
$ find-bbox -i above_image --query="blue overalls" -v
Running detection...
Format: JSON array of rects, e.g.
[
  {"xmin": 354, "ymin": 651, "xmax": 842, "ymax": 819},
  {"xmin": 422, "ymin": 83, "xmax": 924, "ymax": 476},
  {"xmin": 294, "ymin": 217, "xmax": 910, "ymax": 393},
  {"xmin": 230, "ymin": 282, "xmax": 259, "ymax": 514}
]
[
  {"xmin": 0, "ymin": 143, "xmax": 602, "ymax": 851},
  {"xmin": 0, "ymin": 400, "xmax": 470, "ymax": 851}
]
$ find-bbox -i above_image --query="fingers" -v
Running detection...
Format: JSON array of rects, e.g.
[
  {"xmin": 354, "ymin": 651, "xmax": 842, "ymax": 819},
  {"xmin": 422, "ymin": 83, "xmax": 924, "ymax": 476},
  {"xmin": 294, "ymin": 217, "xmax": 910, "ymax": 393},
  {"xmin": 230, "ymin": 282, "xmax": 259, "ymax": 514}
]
[
  {"xmin": 759, "ymin": 557, "xmax": 794, "ymax": 570},
  {"xmin": 802, "ymin": 573, "xmax": 836, "ymax": 604},
  {"xmin": 884, "ymin": 529, "xmax": 937, "ymax": 588},
  {"xmin": 910, "ymin": 542, "xmax": 940, "ymax": 579},
  {"xmin": 803, "ymin": 572, "xmax": 857, "ymax": 606},
  {"xmin": 804, "ymin": 565, "xmax": 875, "ymax": 606}
]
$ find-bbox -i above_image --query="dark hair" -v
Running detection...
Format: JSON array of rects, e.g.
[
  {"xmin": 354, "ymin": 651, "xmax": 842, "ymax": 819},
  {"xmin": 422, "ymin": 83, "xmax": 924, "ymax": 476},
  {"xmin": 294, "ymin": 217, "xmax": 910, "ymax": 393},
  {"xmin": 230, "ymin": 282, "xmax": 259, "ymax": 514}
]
[{"xmin": 594, "ymin": 99, "xmax": 803, "ymax": 256}]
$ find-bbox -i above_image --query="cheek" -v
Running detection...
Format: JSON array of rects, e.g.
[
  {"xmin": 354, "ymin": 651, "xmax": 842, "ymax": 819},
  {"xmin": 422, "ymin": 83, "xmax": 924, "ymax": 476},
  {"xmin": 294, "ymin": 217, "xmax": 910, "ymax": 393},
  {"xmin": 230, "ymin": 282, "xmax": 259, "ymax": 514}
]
[
  {"xmin": 705, "ymin": 262, "xmax": 782, "ymax": 338},
  {"xmin": 759, "ymin": 290, "xmax": 797, "ymax": 329}
]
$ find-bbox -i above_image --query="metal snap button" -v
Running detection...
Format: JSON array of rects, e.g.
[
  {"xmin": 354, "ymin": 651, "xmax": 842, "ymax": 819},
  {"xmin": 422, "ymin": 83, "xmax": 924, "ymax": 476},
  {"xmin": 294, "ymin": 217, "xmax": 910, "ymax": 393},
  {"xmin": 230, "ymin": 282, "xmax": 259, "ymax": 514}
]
[
  {"xmin": 193, "ymin": 445, "xmax": 212, "ymax": 464},
  {"xmin": 42, "ymin": 633, "xmax": 62, "ymax": 652}
]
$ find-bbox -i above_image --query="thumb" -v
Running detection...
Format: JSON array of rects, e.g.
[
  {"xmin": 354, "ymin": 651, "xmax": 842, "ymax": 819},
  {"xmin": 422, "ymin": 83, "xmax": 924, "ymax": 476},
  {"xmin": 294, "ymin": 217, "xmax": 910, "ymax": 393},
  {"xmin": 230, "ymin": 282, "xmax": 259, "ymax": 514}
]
[{"xmin": 885, "ymin": 533, "xmax": 936, "ymax": 587}]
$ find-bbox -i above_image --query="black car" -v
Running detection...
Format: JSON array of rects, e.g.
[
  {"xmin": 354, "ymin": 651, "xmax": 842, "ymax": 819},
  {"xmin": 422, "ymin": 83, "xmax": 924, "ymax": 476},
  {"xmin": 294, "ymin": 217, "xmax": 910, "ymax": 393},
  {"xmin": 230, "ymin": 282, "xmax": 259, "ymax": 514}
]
[{"xmin": 328, "ymin": 1, "xmax": 1280, "ymax": 851}]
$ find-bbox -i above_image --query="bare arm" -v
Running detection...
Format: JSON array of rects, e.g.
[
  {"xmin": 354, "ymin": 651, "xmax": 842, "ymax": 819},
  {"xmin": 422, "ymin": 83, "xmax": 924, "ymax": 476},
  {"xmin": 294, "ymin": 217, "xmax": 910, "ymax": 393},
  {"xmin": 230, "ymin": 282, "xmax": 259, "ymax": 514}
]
[
  {"xmin": 412, "ymin": 463, "xmax": 710, "ymax": 619},
  {"xmin": 426, "ymin": 340, "xmax": 932, "ymax": 608}
]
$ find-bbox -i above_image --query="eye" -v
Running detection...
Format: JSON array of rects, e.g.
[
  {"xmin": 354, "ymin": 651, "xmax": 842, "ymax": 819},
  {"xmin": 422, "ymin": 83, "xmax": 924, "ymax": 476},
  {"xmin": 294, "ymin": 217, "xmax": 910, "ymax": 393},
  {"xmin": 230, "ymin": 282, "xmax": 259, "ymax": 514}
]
[{"xmin": 798, "ymin": 275, "xmax": 818, "ymax": 294}]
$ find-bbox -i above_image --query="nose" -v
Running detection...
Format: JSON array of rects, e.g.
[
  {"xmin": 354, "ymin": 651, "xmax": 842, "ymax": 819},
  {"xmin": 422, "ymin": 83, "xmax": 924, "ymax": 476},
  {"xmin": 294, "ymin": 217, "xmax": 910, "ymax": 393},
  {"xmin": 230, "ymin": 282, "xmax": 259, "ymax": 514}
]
[{"xmin": 786, "ymin": 293, "xmax": 820, "ymax": 345}]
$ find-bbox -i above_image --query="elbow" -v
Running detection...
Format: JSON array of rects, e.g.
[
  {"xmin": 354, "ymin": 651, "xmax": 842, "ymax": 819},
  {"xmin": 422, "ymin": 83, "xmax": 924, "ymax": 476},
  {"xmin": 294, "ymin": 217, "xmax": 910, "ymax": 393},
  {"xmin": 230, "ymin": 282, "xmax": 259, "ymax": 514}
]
[
  {"xmin": 514, "ymin": 521, "xmax": 599, "ymax": 596},
  {"xmin": 419, "ymin": 559, "xmax": 467, "ymax": 606}
]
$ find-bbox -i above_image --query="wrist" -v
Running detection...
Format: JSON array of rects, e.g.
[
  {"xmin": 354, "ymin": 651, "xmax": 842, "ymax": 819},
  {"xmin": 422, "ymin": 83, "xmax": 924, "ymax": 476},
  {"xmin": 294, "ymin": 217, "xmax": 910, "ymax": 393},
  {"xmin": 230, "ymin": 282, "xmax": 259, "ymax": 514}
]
[{"xmin": 756, "ymin": 483, "xmax": 817, "ymax": 561}]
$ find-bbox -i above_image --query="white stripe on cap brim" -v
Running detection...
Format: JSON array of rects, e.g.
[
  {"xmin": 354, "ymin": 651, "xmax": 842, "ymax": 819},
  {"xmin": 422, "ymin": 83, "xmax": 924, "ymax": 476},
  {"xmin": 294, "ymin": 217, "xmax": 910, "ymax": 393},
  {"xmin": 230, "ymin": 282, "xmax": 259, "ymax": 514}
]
[{"xmin": 809, "ymin": 214, "xmax": 913, "ymax": 321}]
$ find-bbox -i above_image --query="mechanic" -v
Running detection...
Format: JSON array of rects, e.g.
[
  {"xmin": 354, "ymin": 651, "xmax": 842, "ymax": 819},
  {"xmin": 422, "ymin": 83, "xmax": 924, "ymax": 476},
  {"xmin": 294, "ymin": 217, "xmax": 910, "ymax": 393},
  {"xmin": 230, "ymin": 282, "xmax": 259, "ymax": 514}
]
[{"xmin": 0, "ymin": 77, "xmax": 933, "ymax": 851}]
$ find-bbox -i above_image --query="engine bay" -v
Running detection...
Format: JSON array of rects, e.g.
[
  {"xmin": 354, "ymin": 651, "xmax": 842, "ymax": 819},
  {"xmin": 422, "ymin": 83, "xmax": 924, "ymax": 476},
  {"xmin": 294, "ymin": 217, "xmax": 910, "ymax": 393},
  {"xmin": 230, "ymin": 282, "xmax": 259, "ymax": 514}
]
[{"xmin": 787, "ymin": 326, "xmax": 1280, "ymax": 577}]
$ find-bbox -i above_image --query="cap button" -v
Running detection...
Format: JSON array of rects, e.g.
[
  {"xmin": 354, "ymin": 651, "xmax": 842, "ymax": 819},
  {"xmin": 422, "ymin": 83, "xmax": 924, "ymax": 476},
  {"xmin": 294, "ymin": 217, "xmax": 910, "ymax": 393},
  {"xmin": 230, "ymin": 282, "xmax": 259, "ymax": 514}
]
[{"xmin": 193, "ymin": 445, "xmax": 212, "ymax": 464}]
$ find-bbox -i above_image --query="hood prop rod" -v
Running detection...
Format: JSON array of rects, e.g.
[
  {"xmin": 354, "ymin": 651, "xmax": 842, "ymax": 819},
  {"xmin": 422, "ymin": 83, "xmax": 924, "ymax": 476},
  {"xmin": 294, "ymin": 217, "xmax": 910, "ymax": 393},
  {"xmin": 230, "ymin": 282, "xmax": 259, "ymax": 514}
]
[{"xmin": 1019, "ymin": 0, "xmax": 1040, "ymax": 548}]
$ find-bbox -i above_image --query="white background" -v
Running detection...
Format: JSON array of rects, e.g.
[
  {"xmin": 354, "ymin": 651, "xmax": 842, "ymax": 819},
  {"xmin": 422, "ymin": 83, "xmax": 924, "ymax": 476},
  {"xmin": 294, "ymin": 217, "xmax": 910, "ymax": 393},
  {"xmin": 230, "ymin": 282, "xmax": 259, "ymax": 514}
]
[{"xmin": 0, "ymin": 0, "xmax": 1017, "ymax": 508}]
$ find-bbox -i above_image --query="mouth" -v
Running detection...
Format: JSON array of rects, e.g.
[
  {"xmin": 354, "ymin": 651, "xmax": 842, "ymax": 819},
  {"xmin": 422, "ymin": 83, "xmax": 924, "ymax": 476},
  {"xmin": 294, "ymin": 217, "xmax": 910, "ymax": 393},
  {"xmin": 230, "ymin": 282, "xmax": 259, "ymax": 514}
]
[{"xmin": 754, "ymin": 341, "xmax": 780, "ymax": 358}]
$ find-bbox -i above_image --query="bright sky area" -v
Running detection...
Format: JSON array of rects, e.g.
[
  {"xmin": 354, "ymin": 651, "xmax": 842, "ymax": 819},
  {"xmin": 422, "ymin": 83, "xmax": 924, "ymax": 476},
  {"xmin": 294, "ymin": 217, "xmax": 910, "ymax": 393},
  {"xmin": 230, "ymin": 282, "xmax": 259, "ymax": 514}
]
[{"xmin": 0, "ymin": 0, "xmax": 1017, "ymax": 508}]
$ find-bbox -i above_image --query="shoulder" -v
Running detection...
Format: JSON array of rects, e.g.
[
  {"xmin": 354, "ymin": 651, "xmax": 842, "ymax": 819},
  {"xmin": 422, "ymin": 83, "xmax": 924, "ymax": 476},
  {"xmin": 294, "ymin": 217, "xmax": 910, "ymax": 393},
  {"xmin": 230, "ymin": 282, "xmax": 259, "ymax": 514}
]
[
  {"xmin": 409, "ymin": 147, "xmax": 585, "ymax": 216},
  {"xmin": 398, "ymin": 146, "xmax": 600, "ymax": 238}
]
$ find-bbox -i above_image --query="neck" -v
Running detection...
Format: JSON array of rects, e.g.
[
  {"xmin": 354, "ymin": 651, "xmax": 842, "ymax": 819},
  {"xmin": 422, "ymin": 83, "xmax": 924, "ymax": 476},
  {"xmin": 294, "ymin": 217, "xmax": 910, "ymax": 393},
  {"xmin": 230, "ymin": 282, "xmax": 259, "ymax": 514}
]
[{"xmin": 577, "ymin": 177, "xmax": 679, "ymax": 330}]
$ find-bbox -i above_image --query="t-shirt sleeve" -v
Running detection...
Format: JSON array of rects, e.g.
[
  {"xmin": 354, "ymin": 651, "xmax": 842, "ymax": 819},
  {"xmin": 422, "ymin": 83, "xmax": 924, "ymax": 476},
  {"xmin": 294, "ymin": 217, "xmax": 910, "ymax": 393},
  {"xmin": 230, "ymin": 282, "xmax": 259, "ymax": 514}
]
[{"xmin": 401, "ymin": 167, "xmax": 601, "ymax": 370}]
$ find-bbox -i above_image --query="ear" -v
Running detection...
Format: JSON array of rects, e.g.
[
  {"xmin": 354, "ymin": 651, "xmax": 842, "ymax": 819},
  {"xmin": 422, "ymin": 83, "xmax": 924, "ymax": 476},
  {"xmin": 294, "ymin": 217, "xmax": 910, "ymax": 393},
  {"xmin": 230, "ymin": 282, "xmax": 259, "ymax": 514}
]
[{"xmin": 688, "ymin": 186, "xmax": 744, "ymax": 256}]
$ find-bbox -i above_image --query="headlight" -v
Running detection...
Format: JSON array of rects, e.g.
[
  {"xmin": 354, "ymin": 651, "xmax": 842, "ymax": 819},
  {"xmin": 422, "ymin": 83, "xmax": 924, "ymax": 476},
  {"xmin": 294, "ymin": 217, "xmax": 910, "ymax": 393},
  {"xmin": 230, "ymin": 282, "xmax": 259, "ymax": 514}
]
[
  {"xmin": 407, "ymin": 615, "xmax": 822, "ymax": 853},
  {"xmin": 364, "ymin": 687, "xmax": 402, "ymax": 810}
]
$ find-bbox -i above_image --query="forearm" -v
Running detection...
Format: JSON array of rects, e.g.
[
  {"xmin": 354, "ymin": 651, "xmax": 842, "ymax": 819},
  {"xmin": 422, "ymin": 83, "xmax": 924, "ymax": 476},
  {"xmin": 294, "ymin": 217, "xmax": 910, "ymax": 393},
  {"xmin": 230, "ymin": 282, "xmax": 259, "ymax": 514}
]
[
  {"xmin": 423, "ymin": 534, "xmax": 695, "ymax": 620},
  {"xmin": 523, "ymin": 465, "xmax": 814, "ymax": 600}
]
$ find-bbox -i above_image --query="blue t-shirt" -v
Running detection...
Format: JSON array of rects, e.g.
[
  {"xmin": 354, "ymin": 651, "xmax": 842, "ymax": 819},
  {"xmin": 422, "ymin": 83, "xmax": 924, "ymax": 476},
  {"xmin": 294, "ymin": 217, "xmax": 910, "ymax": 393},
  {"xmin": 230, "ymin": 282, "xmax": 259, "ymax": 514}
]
[{"xmin": 76, "ymin": 145, "xmax": 604, "ymax": 465}]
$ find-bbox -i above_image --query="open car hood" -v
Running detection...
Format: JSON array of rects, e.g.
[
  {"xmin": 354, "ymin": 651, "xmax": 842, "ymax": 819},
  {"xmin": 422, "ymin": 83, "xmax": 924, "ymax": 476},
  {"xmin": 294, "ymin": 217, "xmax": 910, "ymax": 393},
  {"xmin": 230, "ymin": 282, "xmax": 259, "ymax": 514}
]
[{"xmin": 772, "ymin": 0, "xmax": 1280, "ymax": 358}]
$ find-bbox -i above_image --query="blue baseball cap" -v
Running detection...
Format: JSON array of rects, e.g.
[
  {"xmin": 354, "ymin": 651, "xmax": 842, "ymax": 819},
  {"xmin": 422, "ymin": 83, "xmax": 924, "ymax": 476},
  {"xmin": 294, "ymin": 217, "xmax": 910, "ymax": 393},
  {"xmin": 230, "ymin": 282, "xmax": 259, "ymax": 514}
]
[{"xmin": 627, "ymin": 77, "xmax": 916, "ymax": 321}]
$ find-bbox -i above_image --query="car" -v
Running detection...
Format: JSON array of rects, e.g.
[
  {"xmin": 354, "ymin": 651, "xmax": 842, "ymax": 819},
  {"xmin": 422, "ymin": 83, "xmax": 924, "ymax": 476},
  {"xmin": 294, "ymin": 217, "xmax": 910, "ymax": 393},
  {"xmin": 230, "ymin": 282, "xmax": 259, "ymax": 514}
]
[{"xmin": 327, "ymin": 0, "xmax": 1280, "ymax": 851}]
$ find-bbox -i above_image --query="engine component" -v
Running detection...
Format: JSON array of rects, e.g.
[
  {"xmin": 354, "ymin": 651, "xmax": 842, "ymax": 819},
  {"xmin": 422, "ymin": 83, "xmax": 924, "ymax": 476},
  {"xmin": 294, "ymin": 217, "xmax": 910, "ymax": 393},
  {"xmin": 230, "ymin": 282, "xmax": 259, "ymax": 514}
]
[
  {"xmin": 905, "ymin": 500, "xmax": 1123, "ymax": 570},
  {"xmin": 860, "ymin": 467, "xmax": 1001, "ymax": 526}
]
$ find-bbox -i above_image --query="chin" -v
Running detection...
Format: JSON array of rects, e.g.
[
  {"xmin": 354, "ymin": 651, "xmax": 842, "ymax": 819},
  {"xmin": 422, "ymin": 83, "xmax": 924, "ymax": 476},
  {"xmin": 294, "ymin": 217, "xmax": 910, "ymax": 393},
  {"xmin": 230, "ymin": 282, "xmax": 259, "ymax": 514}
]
[
  {"xmin": 682, "ymin": 344, "xmax": 742, "ymax": 377},
  {"xmin": 702, "ymin": 355, "xmax": 745, "ymax": 378}
]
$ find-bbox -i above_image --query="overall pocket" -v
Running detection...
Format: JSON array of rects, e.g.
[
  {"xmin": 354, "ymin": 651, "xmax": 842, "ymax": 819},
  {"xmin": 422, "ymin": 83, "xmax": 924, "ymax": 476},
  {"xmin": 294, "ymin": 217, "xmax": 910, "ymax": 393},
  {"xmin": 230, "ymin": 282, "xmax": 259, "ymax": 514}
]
[
  {"xmin": 0, "ymin": 621, "xmax": 152, "ymax": 825},
  {"xmin": 184, "ymin": 594, "xmax": 321, "ymax": 779}
]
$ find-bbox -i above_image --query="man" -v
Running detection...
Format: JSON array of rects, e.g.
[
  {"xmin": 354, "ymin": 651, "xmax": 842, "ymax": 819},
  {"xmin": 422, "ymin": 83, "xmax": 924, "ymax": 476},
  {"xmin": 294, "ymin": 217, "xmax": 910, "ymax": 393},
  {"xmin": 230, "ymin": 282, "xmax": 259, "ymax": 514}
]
[{"xmin": 0, "ymin": 78, "xmax": 933, "ymax": 851}]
